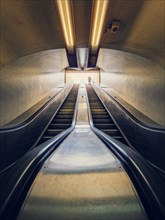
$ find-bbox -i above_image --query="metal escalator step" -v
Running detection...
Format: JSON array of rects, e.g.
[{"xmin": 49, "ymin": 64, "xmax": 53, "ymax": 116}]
[
  {"xmin": 90, "ymin": 105, "xmax": 104, "ymax": 107},
  {"xmin": 90, "ymin": 104, "xmax": 103, "ymax": 107},
  {"xmin": 101, "ymin": 129, "xmax": 120, "ymax": 136},
  {"xmin": 91, "ymin": 109, "xmax": 107, "ymax": 112},
  {"xmin": 62, "ymin": 102, "xmax": 75, "ymax": 104},
  {"xmin": 90, "ymin": 104, "xmax": 103, "ymax": 106},
  {"xmin": 89, "ymin": 100, "xmax": 100, "ymax": 103},
  {"xmin": 61, "ymin": 106, "xmax": 75, "ymax": 109},
  {"xmin": 92, "ymin": 112, "xmax": 109, "ymax": 116},
  {"xmin": 61, "ymin": 107, "xmax": 74, "ymax": 109},
  {"xmin": 87, "ymin": 86, "xmax": 127, "ymax": 146},
  {"xmin": 56, "ymin": 111, "xmax": 73, "ymax": 115},
  {"xmin": 62, "ymin": 103, "xmax": 75, "ymax": 105},
  {"xmin": 92, "ymin": 113, "xmax": 109, "ymax": 116},
  {"xmin": 91, "ymin": 109, "xmax": 106, "ymax": 111},
  {"xmin": 92, "ymin": 115, "xmax": 110, "ymax": 119},
  {"xmin": 90, "ymin": 108, "xmax": 105, "ymax": 110},
  {"xmin": 46, "ymin": 129, "xmax": 64, "ymax": 135},
  {"xmin": 90, "ymin": 106, "xmax": 103, "ymax": 108},
  {"xmin": 53, "ymin": 118, "xmax": 72, "ymax": 123},
  {"xmin": 63, "ymin": 102, "xmax": 75, "ymax": 105},
  {"xmin": 59, "ymin": 109, "xmax": 74, "ymax": 112},
  {"xmin": 90, "ymin": 106, "xmax": 105, "ymax": 110},
  {"xmin": 49, "ymin": 123, "xmax": 70, "ymax": 129},
  {"xmin": 94, "ymin": 124, "xmax": 116, "ymax": 129},
  {"xmin": 36, "ymin": 85, "xmax": 79, "ymax": 146},
  {"xmin": 61, "ymin": 107, "xmax": 75, "ymax": 109},
  {"xmin": 93, "ymin": 119, "xmax": 113, "ymax": 123},
  {"xmin": 90, "ymin": 101, "xmax": 100, "ymax": 103},
  {"xmin": 89, "ymin": 100, "xmax": 100, "ymax": 102},
  {"xmin": 55, "ymin": 114, "xmax": 73, "ymax": 119}
]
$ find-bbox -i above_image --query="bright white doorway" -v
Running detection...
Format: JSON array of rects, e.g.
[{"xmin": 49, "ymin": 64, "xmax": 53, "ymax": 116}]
[{"xmin": 65, "ymin": 70, "xmax": 99, "ymax": 84}]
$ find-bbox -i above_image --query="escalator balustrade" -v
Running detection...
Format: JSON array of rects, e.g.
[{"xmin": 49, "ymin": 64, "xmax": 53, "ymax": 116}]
[
  {"xmin": 87, "ymin": 85, "xmax": 128, "ymax": 145},
  {"xmin": 37, "ymin": 84, "xmax": 79, "ymax": 145}
]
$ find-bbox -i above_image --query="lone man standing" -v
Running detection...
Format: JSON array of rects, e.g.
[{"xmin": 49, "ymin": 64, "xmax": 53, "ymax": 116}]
[{"xmin": 88, "ymin": 76, "xmax": 92, "ymax": 84}]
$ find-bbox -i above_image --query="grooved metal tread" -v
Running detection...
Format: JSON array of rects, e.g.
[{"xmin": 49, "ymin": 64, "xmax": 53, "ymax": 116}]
[
  {"xmin": 37, "ymin": 85, "xmax": 79, "ymax": 145},
  {"xmin": 87, "ymin": 85, "xmax": 127, "ymax": 145}
]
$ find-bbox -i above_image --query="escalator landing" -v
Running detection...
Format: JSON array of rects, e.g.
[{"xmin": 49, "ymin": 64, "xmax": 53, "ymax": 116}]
[
  {"xmin": 17, "ymin": 128, "xmax": 147, "ymax": 220},
  {"xmin": 17, "ymin": 85, "xmax": 147, "ymax": 220}
]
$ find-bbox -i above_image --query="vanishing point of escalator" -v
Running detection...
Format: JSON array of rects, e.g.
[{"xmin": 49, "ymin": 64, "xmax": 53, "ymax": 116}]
[
  {"xmin": 87, "ymin": 85, "xmax": 128, "ymax": 145},
  {"xmin": 37, "ymin": 84, "xmax": 79, "ymax": 145}
]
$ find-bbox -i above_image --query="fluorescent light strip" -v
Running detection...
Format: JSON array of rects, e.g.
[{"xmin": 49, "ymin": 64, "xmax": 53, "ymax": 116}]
[
  {"xmin": 56, "ymin": 0, "xmax": 74, "ymax": 47},
  {"xmin": 91, "ymin": 0, "xmax": 100, "ymax": 47},
  {"xmin": 65, "ymin": 0, "xmax": 73, "ymax": 46},
  {"xmin": 91, "ymin": 0, "xmax": 109, "ymax": 48}
]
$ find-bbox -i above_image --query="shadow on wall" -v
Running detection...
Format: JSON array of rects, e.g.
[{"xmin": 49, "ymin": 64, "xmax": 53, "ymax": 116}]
[
  {"xmin": 97, "ymin": 49, "xmax": 165, "ymax": 126},
  {"xmin": 0, "ymin": 49, "xmax": 68, "ymax": 126}
]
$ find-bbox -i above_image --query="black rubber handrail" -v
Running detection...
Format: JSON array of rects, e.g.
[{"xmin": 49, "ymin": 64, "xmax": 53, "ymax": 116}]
[
  {"xmin": 87, "ymin": 84, "xmax": 132, "ymax": 148},
  {"xmin": 0, "ymin": 82, "xmax": 74, "ymax": 173},
  {"xmin": 85, "ymin": 84, "xmax": 165, "ymax": 220},
  {"xmin": 92, "ymin": 82, "xmax": 165, "ymax": 172},
  {"xmin": 0, "ymin": 84, "xmax": 80, "ymax": 220},
  {"xmin": 31, "ymin": 84, "xmax": 80, "ymax": 148},
  {"xmin": 0, "ymin": 129, "xmax": 72, "ymax": 220},
  {"xmin": 0, "ymin": 81, "xmax": 73, "ymax": 131},
  {"xmin": 92, "ymin": 82, "xmax": 165, "ymax": 132}
]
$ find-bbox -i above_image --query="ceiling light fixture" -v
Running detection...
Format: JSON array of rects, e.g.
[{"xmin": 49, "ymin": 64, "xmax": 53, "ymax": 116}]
[
  {"xmin": 90, "ymin": 0, "xmax": 109, "ymax": 50},
  {"xmin": 56, "ymin": 0, "xmax": 74, "ymax": 49}
]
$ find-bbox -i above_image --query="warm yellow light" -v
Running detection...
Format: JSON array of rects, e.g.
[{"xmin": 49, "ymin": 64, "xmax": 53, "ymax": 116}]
[
  {"xmin": 56, "ymin": 0, "xmax": 74, "ymax": 48},
  {"xmin": 91, "ymin": 0, "xmax": 109, "ymax": 49}
]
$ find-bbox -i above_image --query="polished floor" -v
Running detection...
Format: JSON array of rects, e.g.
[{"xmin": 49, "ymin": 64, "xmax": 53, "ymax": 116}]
[{"xmin": 17, "ymin": 85, "xmax": 147, "ymax": 220}]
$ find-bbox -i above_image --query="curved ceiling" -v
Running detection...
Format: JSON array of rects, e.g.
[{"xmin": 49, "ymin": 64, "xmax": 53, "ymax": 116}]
[
  {"xmin": 0, "ymin": 0, "xmax": 164, "ymax": 69},
  {"xmin": 101, "ymin": 0, "xmax": 165, "ymax": 68},
  {"xmin": 0, "ymin": 0, "xmax": 65, "ymax": 68}
]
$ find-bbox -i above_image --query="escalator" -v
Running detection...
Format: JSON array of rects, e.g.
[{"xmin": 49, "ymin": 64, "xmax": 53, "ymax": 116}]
[
  {"xmin": 37, "ymin": 84, "xmax": 79, "ymax": 145},
  {"xmin": 1, "ymin": 85, "xmax": 165, "ymax": 220},
  {"xmin": 86, "ymin": 85, "xmax": 128, "ymax": 145},
  {"xmin": 14, "ymin": 86, "xmax": 148, "ymax": 220},
  {"xmin": 0, "ymin": 84, "xmax": 80, "ymax": 220}
]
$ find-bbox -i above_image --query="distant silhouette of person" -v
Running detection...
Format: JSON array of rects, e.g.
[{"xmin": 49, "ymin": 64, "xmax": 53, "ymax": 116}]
[{"xmin": 88, "ymin": 76, "xmax": 92, "ymax": 84}]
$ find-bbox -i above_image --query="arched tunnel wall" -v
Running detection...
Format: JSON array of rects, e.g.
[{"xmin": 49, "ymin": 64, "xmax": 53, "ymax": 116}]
[
  {"xmin": 0, "ymin": 49, "xmax": 68, "ymax": 126},
  {"xmin": 97, "ymin": 49, "xmax": 165, "ymax": 126}
]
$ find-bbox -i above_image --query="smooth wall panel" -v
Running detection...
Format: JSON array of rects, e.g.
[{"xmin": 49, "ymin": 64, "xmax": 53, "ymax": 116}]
[
  {"xmin": 0, "ymin": 49, "xmax": 68, "ymax": 126},
  {"xmin": 97, "ymin": 49, "xmax": 165, "ymax": 126}
]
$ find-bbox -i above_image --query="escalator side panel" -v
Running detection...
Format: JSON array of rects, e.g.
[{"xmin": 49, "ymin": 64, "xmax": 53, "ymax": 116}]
[
  {"xmin": 37, "ymin": 84, "xmax": 79, "ymax": 145},
  {"xmin": 86, "ymin": 85, "xmax": 128, "ymax": 145}
]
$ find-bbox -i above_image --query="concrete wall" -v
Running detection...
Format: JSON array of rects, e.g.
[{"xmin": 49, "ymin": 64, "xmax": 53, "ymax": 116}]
[
  {"xmin": 0, "ymin": 49, "xmax": 68, "ymax": 126},
  {"xmin": 97, "ymin": 49, "xmax": 165, "ymax": 126}
]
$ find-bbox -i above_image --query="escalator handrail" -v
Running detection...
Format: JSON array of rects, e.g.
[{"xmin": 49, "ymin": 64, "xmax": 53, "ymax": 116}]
[
  {"xmin": 0, "ymin": 84, "xmax": 80, "ymax": 220},
  {"xmin": 72, "ymin": 84, "xmax": 80, "ymax": 127},
  {"xmin": 0, "ymin": 128, "xmax": 72, "ymax": 220},
  {"xmin": 0, "ymin": 81, "xmax": 74, "ymax": 132},
  {"xmin": 31, "ymin": 84, "xmax": 80, "ymax": 148},
  {"xmin": 92, "ymin": 81, "xmax": 165, "ymax": 132},
  {"xmin": 85, "ymin": 84, "xmax": 165, "ymax": 220},
  {"xmin": 87, "ymin": 84, "xmax": 132, "ymax": 148}
]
